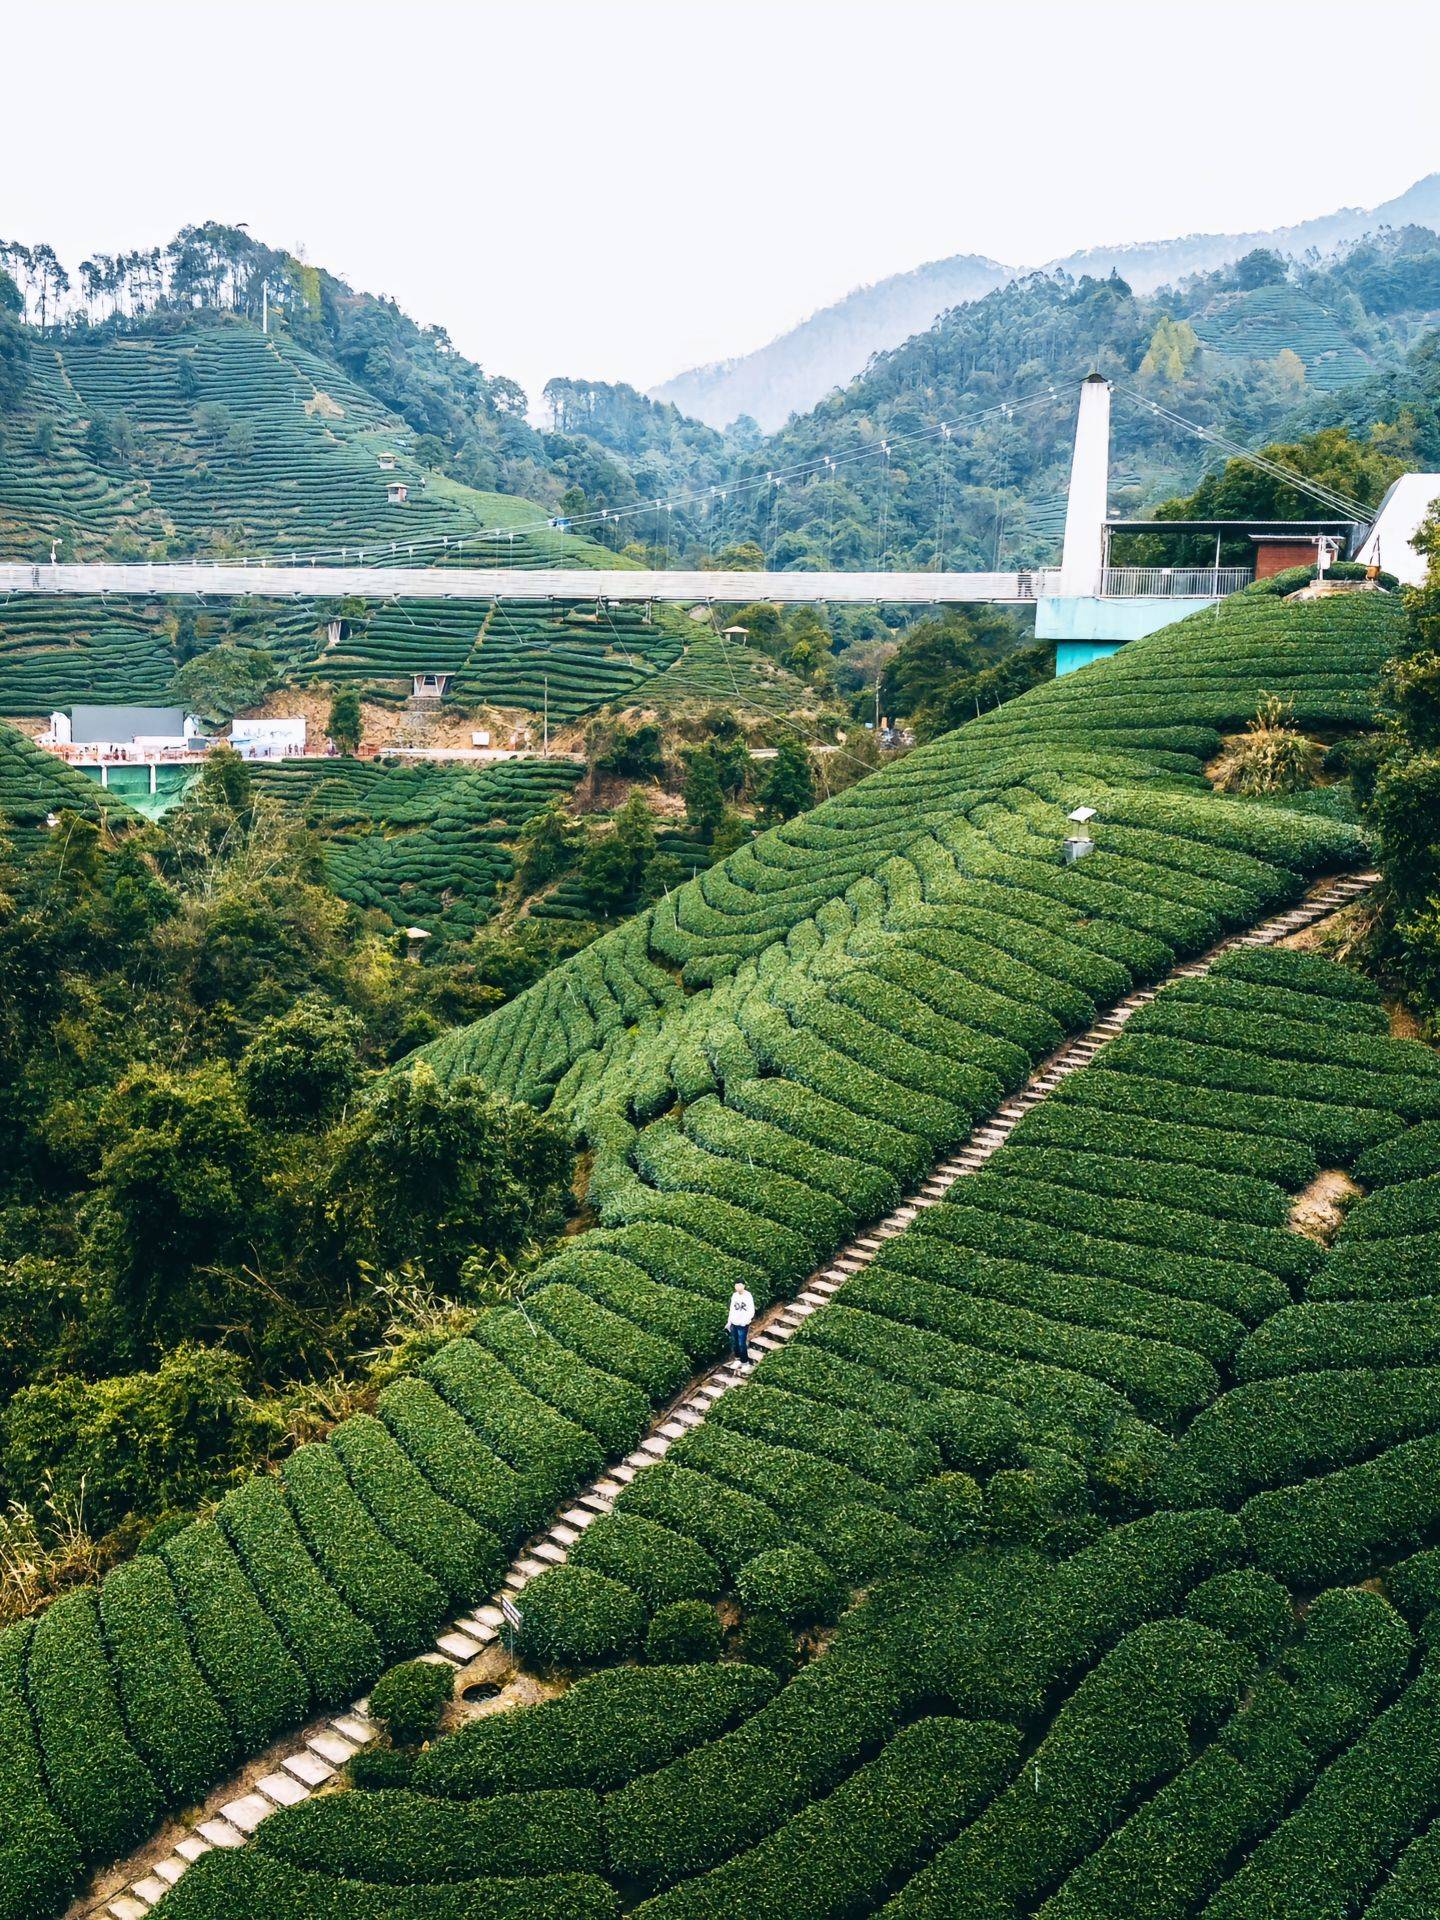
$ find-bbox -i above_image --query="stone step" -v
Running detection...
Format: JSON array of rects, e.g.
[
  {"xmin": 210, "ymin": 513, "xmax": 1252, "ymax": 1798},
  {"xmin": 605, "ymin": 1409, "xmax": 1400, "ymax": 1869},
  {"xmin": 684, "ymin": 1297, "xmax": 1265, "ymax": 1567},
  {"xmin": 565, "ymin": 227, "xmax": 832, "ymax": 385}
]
[
  {"xmin": 197, "ymin": 1817, "xmax": 246, "ymax": 1848},
  {"xmin": 282, "ymin": 1747, "xmax": 335, "ymax": 1787},
  {"xmin": 256, "ymin": 1771, "xmax": 309, "ymax": 1808},
  {"xmin": 454, "ymin": 1619, "xmax": 498, "ymax": 1645},
  {"xmin": 218, "ymin": 1794, "xmax": 274, "ymax": 1835},
  {"xmin": 437, "ymin": 1630, "xmax": 484, "ymax": 1661}
]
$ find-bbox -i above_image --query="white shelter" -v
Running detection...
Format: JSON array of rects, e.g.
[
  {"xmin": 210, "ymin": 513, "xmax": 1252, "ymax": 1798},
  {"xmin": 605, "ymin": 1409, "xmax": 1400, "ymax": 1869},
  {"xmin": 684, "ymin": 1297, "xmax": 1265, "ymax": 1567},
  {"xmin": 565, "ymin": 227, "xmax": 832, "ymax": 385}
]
[{"xmin": 230, "ymin": 716, "xmax": 307, "ymax": 760}]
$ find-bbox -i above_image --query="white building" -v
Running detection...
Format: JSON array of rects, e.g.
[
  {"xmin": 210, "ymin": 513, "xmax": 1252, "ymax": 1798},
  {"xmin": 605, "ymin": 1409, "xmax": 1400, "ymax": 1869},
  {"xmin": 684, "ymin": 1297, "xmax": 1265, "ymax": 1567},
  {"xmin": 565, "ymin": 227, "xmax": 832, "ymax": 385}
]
[
  {"xmin": 55, "ymin": 706, "xmax": 201, "ymax": 756},
  {"xmin": 1354, "ymin": 475, "xmax": 1440, "ymax": 587},
  {"xmin": 230, "ymin": 716, "xmax": 307, "ymax": 760}
]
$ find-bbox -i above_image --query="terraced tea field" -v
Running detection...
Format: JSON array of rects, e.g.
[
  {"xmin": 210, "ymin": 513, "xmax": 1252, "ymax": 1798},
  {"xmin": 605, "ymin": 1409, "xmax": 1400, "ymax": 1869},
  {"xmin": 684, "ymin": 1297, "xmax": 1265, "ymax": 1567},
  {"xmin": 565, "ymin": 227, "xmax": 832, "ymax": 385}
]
[
  {"xmin": 251, "ymin": 756, "xmax": 586, "ymax": 941},
  {"xmin": 2, "ymin": 578, "xmax": 1429, "ymax": 1920},
  {"xmin": 0, "ymin": 719, "xmax": 134, "ymax": 846},
  {"xmin": 0, "ymin": 595, "xmax": 690, "ymax": 725},
  {"xmin": 0, "ymin": 318, "xmax": 612, "ymax": 569},
  {"xmin": 1191, "ymin": 283, "xmax": 1373, "ymax": 390}
]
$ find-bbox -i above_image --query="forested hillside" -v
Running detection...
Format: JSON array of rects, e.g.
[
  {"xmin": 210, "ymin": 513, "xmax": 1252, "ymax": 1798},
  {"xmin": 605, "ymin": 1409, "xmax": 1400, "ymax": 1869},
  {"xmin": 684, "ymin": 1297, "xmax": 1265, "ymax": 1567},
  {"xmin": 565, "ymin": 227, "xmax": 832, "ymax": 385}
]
[
  {"xmin": 652, "ymin": 171, "xmax": 1440, "ymax": 430},
  {"xmin": 693, "ymin": 232, "xmax": 1440, "ymax": 575}
]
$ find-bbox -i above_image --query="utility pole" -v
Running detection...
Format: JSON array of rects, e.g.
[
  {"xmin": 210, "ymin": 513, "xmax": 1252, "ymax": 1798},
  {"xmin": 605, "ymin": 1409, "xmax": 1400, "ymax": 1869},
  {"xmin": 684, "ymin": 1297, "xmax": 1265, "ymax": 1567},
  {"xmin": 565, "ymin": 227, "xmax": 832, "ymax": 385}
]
[
  {"xmin": 262, "ymin": 282, "xmax": 268, "ymax": 335},
  {"xmin": 543, "ymin": 676, "xmax": 549, "ymax": 757}
]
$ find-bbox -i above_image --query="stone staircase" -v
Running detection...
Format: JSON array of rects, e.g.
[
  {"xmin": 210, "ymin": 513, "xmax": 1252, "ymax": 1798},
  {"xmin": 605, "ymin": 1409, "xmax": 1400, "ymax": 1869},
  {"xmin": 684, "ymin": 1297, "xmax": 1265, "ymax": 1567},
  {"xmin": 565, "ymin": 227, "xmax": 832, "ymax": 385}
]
[{"xmin": 88, "ymin": 868, "xmax": 1378, "ymax": 1918}]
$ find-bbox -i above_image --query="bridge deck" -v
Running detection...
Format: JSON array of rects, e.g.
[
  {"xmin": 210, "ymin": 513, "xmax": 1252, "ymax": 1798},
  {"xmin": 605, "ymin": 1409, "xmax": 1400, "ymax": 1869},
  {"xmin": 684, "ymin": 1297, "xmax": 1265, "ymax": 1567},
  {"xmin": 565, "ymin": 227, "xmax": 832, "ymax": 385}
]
[{"xmin": 0, "ymin": 563, "xmax": 1049, "ymax": 604}]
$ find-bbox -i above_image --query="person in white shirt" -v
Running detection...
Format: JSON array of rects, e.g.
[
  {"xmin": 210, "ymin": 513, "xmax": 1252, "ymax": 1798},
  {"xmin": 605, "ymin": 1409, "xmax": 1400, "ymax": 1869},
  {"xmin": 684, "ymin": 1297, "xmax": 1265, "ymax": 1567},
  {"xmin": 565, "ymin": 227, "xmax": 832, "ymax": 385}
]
[{"xmin": 726, "ymin": 1283, "xmax": 756, "ymax": 1366}]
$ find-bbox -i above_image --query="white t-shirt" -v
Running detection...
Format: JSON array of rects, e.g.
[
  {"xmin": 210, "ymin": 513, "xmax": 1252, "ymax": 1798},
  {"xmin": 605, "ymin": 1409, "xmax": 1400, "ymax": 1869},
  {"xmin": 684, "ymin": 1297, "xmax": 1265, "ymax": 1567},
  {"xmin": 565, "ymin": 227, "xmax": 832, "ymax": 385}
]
[{"xmin": 727, "ymin": 1287, "xmax": 756, "ymax": 1328}]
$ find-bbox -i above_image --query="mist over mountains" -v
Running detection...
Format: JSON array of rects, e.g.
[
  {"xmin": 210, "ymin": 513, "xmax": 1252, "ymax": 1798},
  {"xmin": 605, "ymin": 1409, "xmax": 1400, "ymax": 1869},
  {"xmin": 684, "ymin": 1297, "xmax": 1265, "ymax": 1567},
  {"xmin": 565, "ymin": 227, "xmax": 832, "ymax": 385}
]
[{"xmin": 651, "ymin": 171, "xmax": 1440, "ymax": 431}]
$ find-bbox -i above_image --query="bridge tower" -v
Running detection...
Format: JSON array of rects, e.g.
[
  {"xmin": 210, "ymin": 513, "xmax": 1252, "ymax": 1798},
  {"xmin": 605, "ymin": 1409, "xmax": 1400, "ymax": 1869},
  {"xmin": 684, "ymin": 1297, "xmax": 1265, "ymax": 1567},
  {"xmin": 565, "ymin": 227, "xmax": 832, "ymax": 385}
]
[{"xmin": 1058, "ymin": 372, "xmax": 1110, "ymax": 599}]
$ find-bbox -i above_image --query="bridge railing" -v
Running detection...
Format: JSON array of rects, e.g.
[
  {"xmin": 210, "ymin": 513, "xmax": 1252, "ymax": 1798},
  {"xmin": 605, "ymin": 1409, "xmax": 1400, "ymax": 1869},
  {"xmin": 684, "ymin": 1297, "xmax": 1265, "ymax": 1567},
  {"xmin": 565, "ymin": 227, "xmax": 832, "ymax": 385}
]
[{"xmin": 1100, "ymin": 566, "xmax": 1254, "ymax": 599}]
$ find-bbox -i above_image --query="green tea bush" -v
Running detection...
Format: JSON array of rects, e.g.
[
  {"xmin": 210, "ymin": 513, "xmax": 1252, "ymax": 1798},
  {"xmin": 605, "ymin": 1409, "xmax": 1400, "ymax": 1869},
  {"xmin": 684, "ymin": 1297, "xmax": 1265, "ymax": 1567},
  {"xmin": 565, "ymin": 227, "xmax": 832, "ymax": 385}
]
[
  {"xmin": 368, "ymin": 1660, "xmax": 454, "ymax": 1749},
  {"xmin": 737, "ymin": 1547, "xmax": 842, "ymax": 1626},
  {"xmin": 569, "ymin": 1513, "xmax": 721, "ymax": 1610},
  {"xmin": 516, "ymin": 1566, "xmax": 646, "ymax": 1671},
  {"xmin": 252, "ymin": 1785, "xmax": 603, "ymax": 1882},
  {"xmin": 25, "ymin": 1592, "xmax": 161, "ymax": 1857},
  {"xmin": 414, "ymin": 1665, "xmax": 777, "ymax": 1798},
  {"xmin": 645, "ymin": 1602, "xmax": 722, "ymax": 1666},
  {"xmin": 911, "ymin": 1472, "xmax": 985, "ymax": 1550}
]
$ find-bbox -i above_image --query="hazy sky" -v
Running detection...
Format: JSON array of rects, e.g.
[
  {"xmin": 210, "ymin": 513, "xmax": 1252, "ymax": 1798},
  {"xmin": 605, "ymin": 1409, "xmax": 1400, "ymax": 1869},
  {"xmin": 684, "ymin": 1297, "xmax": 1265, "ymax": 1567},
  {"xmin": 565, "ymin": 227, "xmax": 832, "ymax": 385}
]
[{"xmin": 5, "ymin": 0, "xmax": 1439, "ymax": 411}]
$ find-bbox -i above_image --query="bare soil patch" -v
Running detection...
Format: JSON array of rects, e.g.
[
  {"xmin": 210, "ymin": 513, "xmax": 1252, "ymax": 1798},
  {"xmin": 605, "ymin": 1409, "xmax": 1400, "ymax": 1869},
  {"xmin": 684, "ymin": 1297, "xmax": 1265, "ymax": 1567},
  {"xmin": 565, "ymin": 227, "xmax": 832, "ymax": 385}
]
[{"xmin": 1289, "ymin": 1169, "xmax": 1362, "ymax": 1245}]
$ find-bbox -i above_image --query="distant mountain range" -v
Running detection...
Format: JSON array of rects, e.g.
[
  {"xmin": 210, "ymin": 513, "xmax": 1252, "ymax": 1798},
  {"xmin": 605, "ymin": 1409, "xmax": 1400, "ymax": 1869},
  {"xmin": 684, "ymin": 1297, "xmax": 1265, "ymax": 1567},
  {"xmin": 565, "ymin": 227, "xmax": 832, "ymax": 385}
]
[{"xmin": 651, "ymin": 173, "xmax": 1440, "ymax": 431}]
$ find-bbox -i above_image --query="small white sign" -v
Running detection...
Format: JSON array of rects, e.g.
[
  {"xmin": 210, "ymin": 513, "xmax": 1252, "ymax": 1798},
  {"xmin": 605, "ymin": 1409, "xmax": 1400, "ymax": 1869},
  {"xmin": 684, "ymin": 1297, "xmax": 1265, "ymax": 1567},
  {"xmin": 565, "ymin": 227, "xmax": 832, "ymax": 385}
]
[{"xmin": 500, "ymin": 1597, "xmax": 524, "ymax": 1632}]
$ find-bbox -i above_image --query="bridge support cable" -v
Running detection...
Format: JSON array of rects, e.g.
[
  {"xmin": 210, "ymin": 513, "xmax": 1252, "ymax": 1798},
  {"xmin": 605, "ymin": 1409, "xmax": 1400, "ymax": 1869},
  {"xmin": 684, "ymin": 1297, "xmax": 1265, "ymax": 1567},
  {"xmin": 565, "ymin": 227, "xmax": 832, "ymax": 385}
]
[{"xmin": 1113, "ymin": 384, "xmax": 1374, "ymax": 522}]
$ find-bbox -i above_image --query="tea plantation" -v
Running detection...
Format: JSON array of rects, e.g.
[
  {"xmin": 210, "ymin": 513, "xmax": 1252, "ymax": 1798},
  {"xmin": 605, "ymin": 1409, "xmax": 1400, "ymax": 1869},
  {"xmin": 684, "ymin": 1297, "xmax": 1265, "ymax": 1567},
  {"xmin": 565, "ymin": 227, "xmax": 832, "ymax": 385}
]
[
  {"xmin": 0, "ymin": 318, "xmax": 614, "ymax": 567},
  {"xmin": 135, "ymin": 948, "xmax": 1440, "ymax": 1920},
  {"xmin": 5, "ymin": 579, "xmax": 1438, "ymax": 1920},
  {"xmin": 0, "ymin": 595, "xmax": 691, "ymax": 724},
  {"xmin": 0, "ymin": 718, "xmax": 134, "ymax": 849},
  {"xmin": 250, "ymin": 756, "xmax": 587, "ymax": 941}
]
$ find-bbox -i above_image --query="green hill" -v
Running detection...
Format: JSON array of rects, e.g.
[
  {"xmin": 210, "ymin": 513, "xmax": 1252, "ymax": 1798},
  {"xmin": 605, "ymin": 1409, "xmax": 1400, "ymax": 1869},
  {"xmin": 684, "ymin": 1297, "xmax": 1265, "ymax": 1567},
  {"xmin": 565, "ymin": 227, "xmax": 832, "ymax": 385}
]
[
  {"xmin": 0, "ymin": 316, "xmax": 614, "ymax": 566},
  {"xmin": 0, "ymin": 576, "xmax": 1423, "ymax": 1920},
  {"xmin": 0, "ymin": 720, "xmax": 133, "ymax": 844},
  {"xmin": 694, "ymin": 233, "xmax": 1440, "ymax": 577}
]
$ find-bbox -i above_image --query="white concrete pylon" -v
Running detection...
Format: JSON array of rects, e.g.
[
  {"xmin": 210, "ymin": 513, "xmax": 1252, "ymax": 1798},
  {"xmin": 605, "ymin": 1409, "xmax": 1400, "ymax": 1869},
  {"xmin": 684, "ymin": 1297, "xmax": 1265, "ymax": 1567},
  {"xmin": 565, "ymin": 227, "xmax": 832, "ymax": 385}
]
[{"xmin": 1059, "ymin": 373, "xmax": 1111, "ymax": 599}]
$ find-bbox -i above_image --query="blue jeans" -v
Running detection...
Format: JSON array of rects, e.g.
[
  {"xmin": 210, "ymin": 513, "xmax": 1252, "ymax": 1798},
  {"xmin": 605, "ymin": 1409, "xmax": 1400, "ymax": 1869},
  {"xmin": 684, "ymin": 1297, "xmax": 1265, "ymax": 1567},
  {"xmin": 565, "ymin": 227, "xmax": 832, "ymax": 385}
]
[{"xmin": 728, "ymin": 1323, "xmax": 749, "ymax": 1363}]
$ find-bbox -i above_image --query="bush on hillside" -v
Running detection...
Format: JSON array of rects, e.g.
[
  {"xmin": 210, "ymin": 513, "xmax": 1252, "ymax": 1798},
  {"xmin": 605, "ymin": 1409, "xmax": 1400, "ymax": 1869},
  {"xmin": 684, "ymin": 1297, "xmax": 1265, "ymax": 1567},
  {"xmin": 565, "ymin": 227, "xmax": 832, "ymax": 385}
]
[
  {"xmin": 368, "ymin": 1659, "xmax": 454, "ymax": 1748},
  {"xmin": 516, "ymin": 1566, "xmax": 645, "ymax": 1672},
  {"xmin": 645, "ymin": 1601, "xmax": 723, "ymax": 1665}
]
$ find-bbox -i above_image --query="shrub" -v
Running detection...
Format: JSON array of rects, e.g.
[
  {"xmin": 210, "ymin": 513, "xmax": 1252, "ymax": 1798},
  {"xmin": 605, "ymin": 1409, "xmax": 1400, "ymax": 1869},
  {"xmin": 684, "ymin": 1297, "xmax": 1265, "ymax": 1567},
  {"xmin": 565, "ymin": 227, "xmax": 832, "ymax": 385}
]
[
  {"xmin": 1183, "ymin": 1569, "xmax": 1293, "ymax": 1659},
  {"xmin": 737, "ymin": 1547, "xmax": 842, "ymax": 1627},
  {"xmin": 99, "ymin": 1553, "xmax": 234, "ymax": 1800},
  {"xmin": 516, "ymin": 1565, "xmax": 646, "ymax": 1671},
  {"xmin": 911, "ymin": 1473, "xmax": 985, "ymax": 1550},
  {"xmin": 25, "ymin": 1590, "xmax": 161, "ymax": 1858},
  {"xmin": 1200, "ymin": 1666, "xmax": 1440, "ymax": 1920},
  {"xmin": 282, "ymin": 1442, "xmax": 447, "ymax": 1660},
  {"xmin": 0, "ymin": 1623, "xmax": 84, "ymax": 1920},
  {"xmin": 377, "ymin": 1375, "xmax": 531, "ymax": 1538},
  {"xmin": 822, "ymin": 1502, "xmax": 928, "ymax": 1583},
  {"xmin": 1210, "ymin": 696, "xmax": 1324, "ymax": 795},
  {"xmin": 347, "ymin": 1745, "xmax": 416, "ymax": 1790},
  {"xmin": 331, "ymin": 1413, "xmax": 501, "ymax": 1605},
  {"xmin": 164, "ymin": 1519, "xmax": 309, "ymax": 1749},
  {"xmin": 569, "ymin": 1513, "xmax": 721, "ymax": 1610},
  {"xmin": 470, "ymin": 1309, "xmax": 650, "ymax": 1458},
  {"xmin": 1242, "ymin": 1431, "xmax": 1440, "ymax": 1584},
  {"xmin": 887, "ymin": 1620, "xmax": 1252, "ymax": 1919},
  {"xmin": 646, "ymin": 1602, "xmax": 723, "ymax": 1665},
  {"xmin": 618, "ymin": 1463, "xmax": 784, "ymax": 1575},
  {"xmin": 369, "ymin": 1660, "xmax": 454, "ymax": 1749},
  {"xmin": 415, "ymin": 1664, "xmax": 778, "ymax": 1798},
  {"xmin": 711, "ymin": 1382, "xmax": 938, "ymax": 1489},
  {"xmin": 629, "ymin": 1716, "xmax": 1019, "ymax": 1920},
  {"xmin": 218, "ymin": 1477, "xmax": 383, "ymax": 1707},
  {"xmin": 1388, "ymin": 1548, "xmax": 1440, "ymax": 1626},
  {"xmin": 733, "ymin": 1612, "xmax": 797, "ymax": 1679},
  {"xmin": 252, "ymin": 1784, "xmax": 603, "ymax": 1881}
]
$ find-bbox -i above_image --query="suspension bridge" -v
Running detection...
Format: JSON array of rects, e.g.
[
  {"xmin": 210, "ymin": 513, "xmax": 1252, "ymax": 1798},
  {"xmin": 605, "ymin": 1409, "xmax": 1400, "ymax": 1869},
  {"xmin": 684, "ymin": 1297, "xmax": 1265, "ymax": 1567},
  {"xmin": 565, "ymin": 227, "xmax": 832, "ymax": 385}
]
[{"xmin": 3, "ymin": 378, "xmax": 1433, "ymax": 674}]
